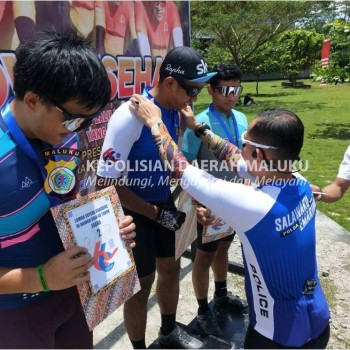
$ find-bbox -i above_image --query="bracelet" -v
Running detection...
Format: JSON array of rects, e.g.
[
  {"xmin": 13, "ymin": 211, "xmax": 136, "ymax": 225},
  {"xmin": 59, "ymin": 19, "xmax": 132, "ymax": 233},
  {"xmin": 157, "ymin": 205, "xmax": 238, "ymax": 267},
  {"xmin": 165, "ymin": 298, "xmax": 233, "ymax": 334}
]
[{"xmin": 37, "ymin": 264, "xmax": 50, "ymax": 292}]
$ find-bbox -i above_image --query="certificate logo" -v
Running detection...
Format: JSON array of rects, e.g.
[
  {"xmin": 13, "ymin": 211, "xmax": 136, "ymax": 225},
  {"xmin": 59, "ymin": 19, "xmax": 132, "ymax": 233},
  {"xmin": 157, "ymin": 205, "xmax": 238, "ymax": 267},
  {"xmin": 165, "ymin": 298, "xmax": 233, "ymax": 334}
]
[
  {"xmin": 211, "ymin": 218, "xmax": 226, "ymax": 231},
  {"xmin": 93, "ymin": 241, "xmax": 119, "ymax": 272}
]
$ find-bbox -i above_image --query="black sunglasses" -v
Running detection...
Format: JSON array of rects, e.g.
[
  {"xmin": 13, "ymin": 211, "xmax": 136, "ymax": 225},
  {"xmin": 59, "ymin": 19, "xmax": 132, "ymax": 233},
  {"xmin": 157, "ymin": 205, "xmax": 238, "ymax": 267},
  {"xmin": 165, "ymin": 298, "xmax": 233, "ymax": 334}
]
[
  {"xmin": 174, "ymin": 77, "xmax": 203, "ymax": 98},
  {"xmin": 45, "ymin": 97, "xmax": 102, "ymax": 132},
  {"xmin": 214, "ymin": 86, "xmax": 243, "ymax": 97}
]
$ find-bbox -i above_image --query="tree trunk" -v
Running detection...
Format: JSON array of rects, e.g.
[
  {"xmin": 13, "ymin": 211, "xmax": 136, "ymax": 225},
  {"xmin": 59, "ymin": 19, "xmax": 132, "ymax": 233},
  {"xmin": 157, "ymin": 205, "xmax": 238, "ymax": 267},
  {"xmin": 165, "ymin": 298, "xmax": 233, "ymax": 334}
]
[{"xmin": 290, "ymin": 74, "xmax": 297, "ymax": 87}]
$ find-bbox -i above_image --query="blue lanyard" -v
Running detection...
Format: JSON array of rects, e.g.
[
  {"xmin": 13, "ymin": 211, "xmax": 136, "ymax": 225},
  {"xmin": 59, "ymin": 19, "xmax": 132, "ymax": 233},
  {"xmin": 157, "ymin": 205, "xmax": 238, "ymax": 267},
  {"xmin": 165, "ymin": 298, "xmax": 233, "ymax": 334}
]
[
  {"xmin": 1, "ymin": 99, "xmax": 81, "ymax": 206},
  {"xmin": 209, "ymin": 104, "xmax": 241, "ymax": 148},
  {"xmin": 1, "ymin": 99, "xmax": 47, "ymax": 180}
]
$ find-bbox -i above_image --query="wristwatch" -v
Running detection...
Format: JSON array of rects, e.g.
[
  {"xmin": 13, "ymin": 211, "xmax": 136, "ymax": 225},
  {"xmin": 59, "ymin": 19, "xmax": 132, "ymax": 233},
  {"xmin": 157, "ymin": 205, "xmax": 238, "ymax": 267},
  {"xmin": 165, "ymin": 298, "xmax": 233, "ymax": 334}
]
[{"xmin": 194, "ymin": 122, "xmax": 211, "ymax": 138}]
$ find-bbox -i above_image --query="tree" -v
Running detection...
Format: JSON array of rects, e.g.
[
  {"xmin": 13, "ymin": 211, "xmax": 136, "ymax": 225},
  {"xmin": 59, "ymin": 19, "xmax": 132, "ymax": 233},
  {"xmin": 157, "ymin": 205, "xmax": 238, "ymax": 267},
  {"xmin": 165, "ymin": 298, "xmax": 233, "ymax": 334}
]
[
  {"xmin": 298, "ymin": 1, "xmax": 350, "ymax": 32},
  {"xmin": 312, "ymin": 20, "xmax": 350, "ymax": 84},
  {"xmin": 236, "ymin": 46, "xmax": 280, "ymax": 95},
  {"xmin": 277, "ymin": 29, "xmax": 323, "ymax": 86},
  {"xmin": 191, "ymin": 1, "xmax": 321, "ymax": 69}
]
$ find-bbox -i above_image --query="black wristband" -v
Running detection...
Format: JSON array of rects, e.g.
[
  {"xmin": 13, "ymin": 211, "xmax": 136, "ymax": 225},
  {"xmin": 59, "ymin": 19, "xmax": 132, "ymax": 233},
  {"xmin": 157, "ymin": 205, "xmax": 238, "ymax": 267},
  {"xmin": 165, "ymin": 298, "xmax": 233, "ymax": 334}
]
[{"xmin": 194, "ymin": 123, "xmax": 211, "ymax": 138}]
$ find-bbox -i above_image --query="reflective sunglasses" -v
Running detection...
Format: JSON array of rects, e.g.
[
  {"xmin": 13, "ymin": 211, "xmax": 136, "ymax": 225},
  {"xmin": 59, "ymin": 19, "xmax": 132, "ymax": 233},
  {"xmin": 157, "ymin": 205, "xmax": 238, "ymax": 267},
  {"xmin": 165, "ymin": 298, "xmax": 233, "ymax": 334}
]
[
  {"xmin": 214, "ymin": 86, "xmax": 243, "ymax": 97},
  {"xmin": 47, "ymin": 98, "xmax": 101, "ymax": 132},
  {"xmin": 241, "ymin": 131, "xmax": 278, "ymax": 150},
  {"xmin": 174, "ymin": 77, "xmax": 203, "ymax": 98}
]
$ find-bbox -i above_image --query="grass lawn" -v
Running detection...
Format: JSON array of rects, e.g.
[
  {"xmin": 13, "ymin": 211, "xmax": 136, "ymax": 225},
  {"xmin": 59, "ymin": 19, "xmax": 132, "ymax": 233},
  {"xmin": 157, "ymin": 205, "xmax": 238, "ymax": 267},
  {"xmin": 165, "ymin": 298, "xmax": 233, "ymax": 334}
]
[{"xmin": 194, "ymin": 79, "xmax": 350, "ymax": 232}]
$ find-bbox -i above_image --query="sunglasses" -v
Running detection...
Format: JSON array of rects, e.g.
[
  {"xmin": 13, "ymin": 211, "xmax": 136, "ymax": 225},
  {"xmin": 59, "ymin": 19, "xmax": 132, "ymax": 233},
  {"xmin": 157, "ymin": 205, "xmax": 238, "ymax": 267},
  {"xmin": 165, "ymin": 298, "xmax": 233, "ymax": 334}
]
[
  {"xmin": 174, "ymin": 78, "xmax": 203, "ymax": 98},
  {"xmin": 46, "ymin": 97, "xmax": 101, "ymax": 132},
  {"xmin": 214, "ymin": 86, "xmax": 243, "ymax": 97},
  {"xmin": 241, "ymin": 131, "xmax": 278, "ymax": 150}
]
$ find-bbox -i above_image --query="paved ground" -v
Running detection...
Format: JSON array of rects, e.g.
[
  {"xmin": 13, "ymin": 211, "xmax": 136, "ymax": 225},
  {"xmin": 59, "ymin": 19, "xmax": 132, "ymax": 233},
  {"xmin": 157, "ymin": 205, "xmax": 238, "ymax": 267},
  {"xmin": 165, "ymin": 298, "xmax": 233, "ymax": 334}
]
[{"xmin": 93, "ymin": 210, "xmax": 350, "ymax": 349}]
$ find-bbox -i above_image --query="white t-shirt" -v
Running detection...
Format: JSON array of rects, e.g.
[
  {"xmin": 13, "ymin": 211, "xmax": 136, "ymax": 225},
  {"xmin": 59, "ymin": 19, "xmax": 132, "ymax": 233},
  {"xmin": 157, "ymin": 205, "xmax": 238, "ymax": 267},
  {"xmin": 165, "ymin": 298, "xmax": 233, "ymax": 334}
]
[{"xmin": 337, "ymin": 145, "xmax": 350, "ymax": 180}]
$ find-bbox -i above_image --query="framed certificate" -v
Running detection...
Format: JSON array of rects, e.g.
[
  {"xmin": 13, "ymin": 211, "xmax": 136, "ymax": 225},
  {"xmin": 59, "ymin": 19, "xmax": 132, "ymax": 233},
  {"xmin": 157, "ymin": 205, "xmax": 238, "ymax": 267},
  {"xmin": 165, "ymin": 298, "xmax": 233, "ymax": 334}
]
[
  {"xmin": 174, "ymin": 189, "xmax": 197, "ymax": 260},
  {"xmin": 51, "ymin": 186, "xmax": 140, "ymax": 330},
  {"xmin": 202, "ymin": 216, "xmax": 234, "ymax": 244}
]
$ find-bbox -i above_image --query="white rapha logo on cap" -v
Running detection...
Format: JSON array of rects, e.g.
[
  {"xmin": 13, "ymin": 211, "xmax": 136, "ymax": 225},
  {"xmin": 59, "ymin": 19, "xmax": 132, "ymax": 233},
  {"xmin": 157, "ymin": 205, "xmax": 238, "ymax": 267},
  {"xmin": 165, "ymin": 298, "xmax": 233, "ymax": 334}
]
[
  {"xmin": 165, "ymin": 64, "xmax": 185, "ymax": 75},
  {"xmin": 196, "ymin": 59, "xmax": 208, "ymax": 75}
]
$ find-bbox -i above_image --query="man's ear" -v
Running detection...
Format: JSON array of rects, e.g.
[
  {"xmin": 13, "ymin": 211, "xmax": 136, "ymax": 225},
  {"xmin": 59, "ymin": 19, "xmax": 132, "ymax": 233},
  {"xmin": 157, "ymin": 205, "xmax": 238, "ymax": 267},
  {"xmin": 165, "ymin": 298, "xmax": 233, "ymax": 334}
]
[
  {"xmin": 256, "ymin": 148, "xmax": 271, "ymax": 170},
  {"xmin": 23, "ymin": 91, "xmax": 41, "ymax": 113},
  {"xmin": 164, "ymin": 76, "xmax": 176, "ymax": 90}
]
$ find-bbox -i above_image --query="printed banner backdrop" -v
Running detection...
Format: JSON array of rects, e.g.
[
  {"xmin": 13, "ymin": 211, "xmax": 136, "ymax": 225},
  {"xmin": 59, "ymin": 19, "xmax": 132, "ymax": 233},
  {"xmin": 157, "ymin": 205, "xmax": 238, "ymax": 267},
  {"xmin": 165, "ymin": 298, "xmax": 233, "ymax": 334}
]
[{"xmin": 0, "ymin": 0, "xmax": 190, "ymax": 195}]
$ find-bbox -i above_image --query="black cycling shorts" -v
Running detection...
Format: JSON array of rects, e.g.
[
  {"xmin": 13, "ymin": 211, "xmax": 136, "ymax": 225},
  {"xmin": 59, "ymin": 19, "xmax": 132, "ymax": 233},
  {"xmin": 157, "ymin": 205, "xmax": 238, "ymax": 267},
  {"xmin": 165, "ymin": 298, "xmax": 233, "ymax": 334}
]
[
  {"xmin": 0, "ymin": 287, "xmax": 92, "ymax": 348},
  {"xmin": 123, "ymin": 196, "xmax": 177, "ymax": 278},
  {"xmin": 244, "ymin": 323, "xmax": 330, "ymax": 349}
]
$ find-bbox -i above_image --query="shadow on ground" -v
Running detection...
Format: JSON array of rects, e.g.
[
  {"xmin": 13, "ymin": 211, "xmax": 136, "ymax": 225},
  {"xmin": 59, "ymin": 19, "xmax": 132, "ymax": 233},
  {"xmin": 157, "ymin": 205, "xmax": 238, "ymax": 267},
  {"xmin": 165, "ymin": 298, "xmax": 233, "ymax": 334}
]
[
  {"xmin": 94, "ymin": 263, "xmax": 194, "ymax": 349},
  {"xmin": 308, "ymin": 123, "xmax": 350, "ymax": 140}
]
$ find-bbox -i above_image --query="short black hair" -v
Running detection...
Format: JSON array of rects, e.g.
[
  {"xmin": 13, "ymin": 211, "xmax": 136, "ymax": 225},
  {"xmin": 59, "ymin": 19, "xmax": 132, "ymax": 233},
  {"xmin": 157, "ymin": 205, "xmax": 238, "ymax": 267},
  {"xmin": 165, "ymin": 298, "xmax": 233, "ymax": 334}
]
[
  {"xmin": 209, "ymin": 62, "xmax": 242, "ymax": 86},
  {"xmin": 13, "ymin": 30, "xmax": 111, "ymax": 109},
  {"xmin": 250, "ymin": 108, "xmax": 304, "ymax": 162}
]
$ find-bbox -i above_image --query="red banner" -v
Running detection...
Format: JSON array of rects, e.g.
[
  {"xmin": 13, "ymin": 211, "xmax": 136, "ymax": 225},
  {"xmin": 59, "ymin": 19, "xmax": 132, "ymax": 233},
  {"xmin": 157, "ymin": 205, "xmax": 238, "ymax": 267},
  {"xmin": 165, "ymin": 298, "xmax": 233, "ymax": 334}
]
[{"xmin": 321, "ymin": 39, "xmax": 331, "ymax": 68}]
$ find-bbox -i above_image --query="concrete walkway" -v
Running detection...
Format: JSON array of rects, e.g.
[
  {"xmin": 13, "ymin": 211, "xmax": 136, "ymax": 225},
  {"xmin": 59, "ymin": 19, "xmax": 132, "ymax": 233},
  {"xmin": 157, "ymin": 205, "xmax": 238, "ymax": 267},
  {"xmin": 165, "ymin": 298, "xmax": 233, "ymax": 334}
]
[{"xmin": 93, "ymin": 210, "xmax": 350, "ymax": 349}]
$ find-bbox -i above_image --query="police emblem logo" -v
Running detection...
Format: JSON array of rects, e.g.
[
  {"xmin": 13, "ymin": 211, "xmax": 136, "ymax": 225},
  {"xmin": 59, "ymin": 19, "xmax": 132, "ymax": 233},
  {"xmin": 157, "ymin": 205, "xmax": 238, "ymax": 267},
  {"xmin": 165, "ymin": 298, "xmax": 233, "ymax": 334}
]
[{"xmin": 44, "ymin": 159, "xmax": 77, "ymax": 198}]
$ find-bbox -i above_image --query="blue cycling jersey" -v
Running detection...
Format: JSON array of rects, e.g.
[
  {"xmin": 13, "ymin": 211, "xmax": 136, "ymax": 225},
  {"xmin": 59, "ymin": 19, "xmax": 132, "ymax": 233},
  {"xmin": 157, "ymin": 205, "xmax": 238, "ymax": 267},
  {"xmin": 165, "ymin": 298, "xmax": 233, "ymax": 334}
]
[
  {"xmin": 181, "ymin": 166, "xmax": 330, "ymax": 347},
  {"xmin": 0, "ymin": 103, "xmax": 79, "ymax": 309},
  {"xmin": 97, "ymin": 87, "xmax": 179, "ymax": 203}
]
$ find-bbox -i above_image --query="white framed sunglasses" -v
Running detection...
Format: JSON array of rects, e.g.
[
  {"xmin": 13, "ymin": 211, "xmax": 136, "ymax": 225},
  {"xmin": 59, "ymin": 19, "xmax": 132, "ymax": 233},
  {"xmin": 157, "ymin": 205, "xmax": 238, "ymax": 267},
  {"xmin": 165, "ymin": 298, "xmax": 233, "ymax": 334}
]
[
  {"xmin": 241, "ymin": 131, "xmax": 278, "ymax": 150},
  {"xmin": 214, "ymin": 86, "xmax": 243, "ymax": 97}
]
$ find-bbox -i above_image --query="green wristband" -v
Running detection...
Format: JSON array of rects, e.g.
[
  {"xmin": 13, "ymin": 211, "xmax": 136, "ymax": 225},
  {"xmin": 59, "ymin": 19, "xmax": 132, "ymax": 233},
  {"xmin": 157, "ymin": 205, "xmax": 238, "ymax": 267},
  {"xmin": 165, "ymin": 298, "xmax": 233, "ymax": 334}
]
[{"xmin": 37, "ymin": 264, "xmax": 50, "ymax": 292}]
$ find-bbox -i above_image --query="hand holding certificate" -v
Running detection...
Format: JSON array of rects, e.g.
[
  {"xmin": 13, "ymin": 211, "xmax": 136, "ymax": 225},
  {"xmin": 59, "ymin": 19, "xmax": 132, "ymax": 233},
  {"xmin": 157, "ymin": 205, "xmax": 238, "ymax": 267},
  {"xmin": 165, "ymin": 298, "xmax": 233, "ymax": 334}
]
[
  {"xmin": 66, "ymin": 194, "xmax": 132, "ymax": 293},
  {"xmin": 51, "ymin": 186, "xmax": 140, "ymax": 330}
]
